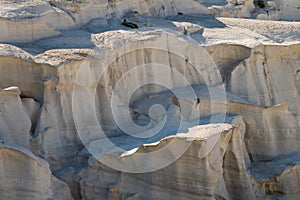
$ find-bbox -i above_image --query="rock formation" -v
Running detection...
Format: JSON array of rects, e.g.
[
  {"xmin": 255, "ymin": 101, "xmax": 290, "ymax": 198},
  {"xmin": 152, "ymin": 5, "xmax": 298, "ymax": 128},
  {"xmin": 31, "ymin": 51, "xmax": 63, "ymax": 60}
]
[
  {"xmin": 0, "ymin": 140, "xmax": 73, "ymax": 200},
  {"xmin": 0, "ymin": 0, "xmax": 300, "ymax": 199}
]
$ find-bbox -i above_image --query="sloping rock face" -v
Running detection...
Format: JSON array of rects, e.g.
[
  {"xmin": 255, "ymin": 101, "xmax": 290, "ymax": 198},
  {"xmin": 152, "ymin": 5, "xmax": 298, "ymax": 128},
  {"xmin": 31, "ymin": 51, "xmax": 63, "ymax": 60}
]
[
  {"xmin": 250, "ymin": 152, "xmax": 300, "ymax": 196},
  {"xmin": 0, "ymin": 0, "xmax": 300, "ymax": 200},
  {"xmin": 197, "ymin": 0, "xmax": 300, "ymax": 20},
  {"xmin": 0, "ymin": 141, "xmax": 73, "ymax": 200},
  {"xmin": 79, "ymin": 124, "xmax": 236, "ymax": 200},
  {"xmin": 0, "ymin": 0, "xmax": 208, "ymax": 43},
  {"xmin": 0, "ymin": 87, "xmax": 32, "ymax": 149}
]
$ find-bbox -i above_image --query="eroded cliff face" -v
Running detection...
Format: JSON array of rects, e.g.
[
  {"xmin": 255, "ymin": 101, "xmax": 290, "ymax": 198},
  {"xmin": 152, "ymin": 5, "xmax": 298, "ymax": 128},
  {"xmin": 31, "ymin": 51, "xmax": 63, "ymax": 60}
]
[
  {"xmin": 79, "ymin": 124, "xmax": 235, "ymax": 200},
  {"xmin": 0, "ymin": 140, "xmax": 73, "ymax": 200},
  {"xmin": 197, "ymin": 0, "xmax": 300, "ymax": 20},
  {"xmin": 0, "ymin": 0, "xmax": 300, "ymax": 200},
  {"xmin": 0, "ymin": 0, "xmax": 208, "ymax": 43}
]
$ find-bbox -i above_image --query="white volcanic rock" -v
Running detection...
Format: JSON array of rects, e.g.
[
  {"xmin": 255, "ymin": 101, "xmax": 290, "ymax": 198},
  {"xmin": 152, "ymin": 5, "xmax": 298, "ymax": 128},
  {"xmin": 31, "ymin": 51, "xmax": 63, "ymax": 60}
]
[
  {"xmin": 198, "ymin": 0, "xmax": 300, "ymax": 21},
  {"xmin": 0, "ymin": 2, "xmax": 71, "ymax": 42},
  {"xmin": 250, "ymin": 152, "xmax": 300, "ymax": 192},
  {"xmin": 261, "ymin": 0, "xmax": 300, "ymax": 21},
  {"xmin": 0, "ymin": 87, "xmax": 31, "ymax": 149},
  {"xmin": 223, "ymin": 115, "xmax": 256, "ymax": 200},
  {"xmin": 0, "ymin": 27, "xmax": 299, "ymax": 199},
  {"xmin": 132, "ymin": 84, "xmax": 300, "ymax": 161},
  {"xmin": 0, "ymin": 54, "xmax": 52, "ymax": 102},
  {"xmin": 0, "ymin": 44, "xmax": 33, "ymax": 61},
  {"xmin": 0, "ymin": 0, "xmax": 209, "ymax": 43},
  {"xmin": 241, "ymin": 104, "xmax": 300, "ymax": 161},
  {"xmin": 91, "ymin": 30, "xmax": 162, "ymax": 50},
  {"xmin": 0, "ymin": 140, "xmax": 73, "ymax": 200},
  {"xmin": 218, "ymin": 17, "xmax": 300, "ymax": 45},
  {"xmin": 22, "ymin": 98, "xmax": 40, "ymax": 134},
  {"xmin": 79, "ymin": 123, "xmax": 235, "ymax": 200},
  {"xmin": 227, "ymin": 44, "xmax": 300, "ymax": 113},
  {"xmin": 0, "ymin": 24, "xmax": 300, "ymax": 199},
  {"xmin": 34, "ymin": 49, "xmax": 92, "ymax": 66},
  {"xmin": 0, "ymin": 1, "xmax": 300, "ymax": 199}
]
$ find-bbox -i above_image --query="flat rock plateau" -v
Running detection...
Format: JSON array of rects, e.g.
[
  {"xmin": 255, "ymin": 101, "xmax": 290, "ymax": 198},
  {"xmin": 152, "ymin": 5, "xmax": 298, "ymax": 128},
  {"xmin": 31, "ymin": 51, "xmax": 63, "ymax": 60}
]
[{"xmin": 0, "ymin": 0, "xmax": 300, "ymax": 199}]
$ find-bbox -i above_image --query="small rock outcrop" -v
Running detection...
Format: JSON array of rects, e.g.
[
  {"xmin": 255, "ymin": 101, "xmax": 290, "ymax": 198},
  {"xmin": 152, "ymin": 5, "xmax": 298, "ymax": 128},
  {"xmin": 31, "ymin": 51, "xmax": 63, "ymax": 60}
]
[{"xmin": 0, "ymin": 141, "xmax": 73, "ymax": 200}]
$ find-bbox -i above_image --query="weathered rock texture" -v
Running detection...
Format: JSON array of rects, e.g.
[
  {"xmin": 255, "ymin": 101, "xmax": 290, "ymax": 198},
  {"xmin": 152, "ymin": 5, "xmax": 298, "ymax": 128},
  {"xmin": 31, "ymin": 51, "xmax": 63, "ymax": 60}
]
[
  {"xmin": 0, "ymin": 140, "xmax": 73, "ymax": 200},
  {"xmin": 198, "ymin": 0, "xmax": 300, "ymax": 20},
  {"xmin": 0, "ymin": 0, "xmax": 300, "ymax": 200},
  {"xmin": 79, "ymin": 124, "xmax": 235, "ymax": 200}
]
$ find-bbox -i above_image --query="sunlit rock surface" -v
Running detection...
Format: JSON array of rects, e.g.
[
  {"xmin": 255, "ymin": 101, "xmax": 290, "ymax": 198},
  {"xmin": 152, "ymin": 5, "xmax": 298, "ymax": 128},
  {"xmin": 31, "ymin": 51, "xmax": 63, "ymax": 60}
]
[
  {"xmin": 0, "ymin": 0, "xmax": 300, "ymax": 199},
  {"xmin": 0, "ymin": 140, "xmax": 73, "ymax": 200}
]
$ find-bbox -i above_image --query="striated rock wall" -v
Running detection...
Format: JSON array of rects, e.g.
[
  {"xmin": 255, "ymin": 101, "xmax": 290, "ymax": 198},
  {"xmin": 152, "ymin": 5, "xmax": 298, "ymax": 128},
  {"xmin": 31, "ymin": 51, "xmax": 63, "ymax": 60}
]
[
  {"xmin": 199, "ymin": 0, "xmax": 300, "ymax": 20},
  {"xmin": 0, "ymin": 87, "xmax": 32, "ymax": 149},
  {"xmin": 79, "ymin": 124, "xmax": 235, "ymax": 200},
  {"xmin": 0, "ymin": 28, "xmax": 300, "ymax": 199},
  {"xmin": 0, "ymin": 0, "xmax": 208, "ymax": 42},
  {"xmin": 0, "ymin": 1, "xmax": 300, "ymax": 199},
  {"xmin": 227, "ymin": 45, "xmax": 300, "ymax": 112},
  {"xmin": 0, "ymin": 141, "xmax": 73, "ymax": 200}
]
